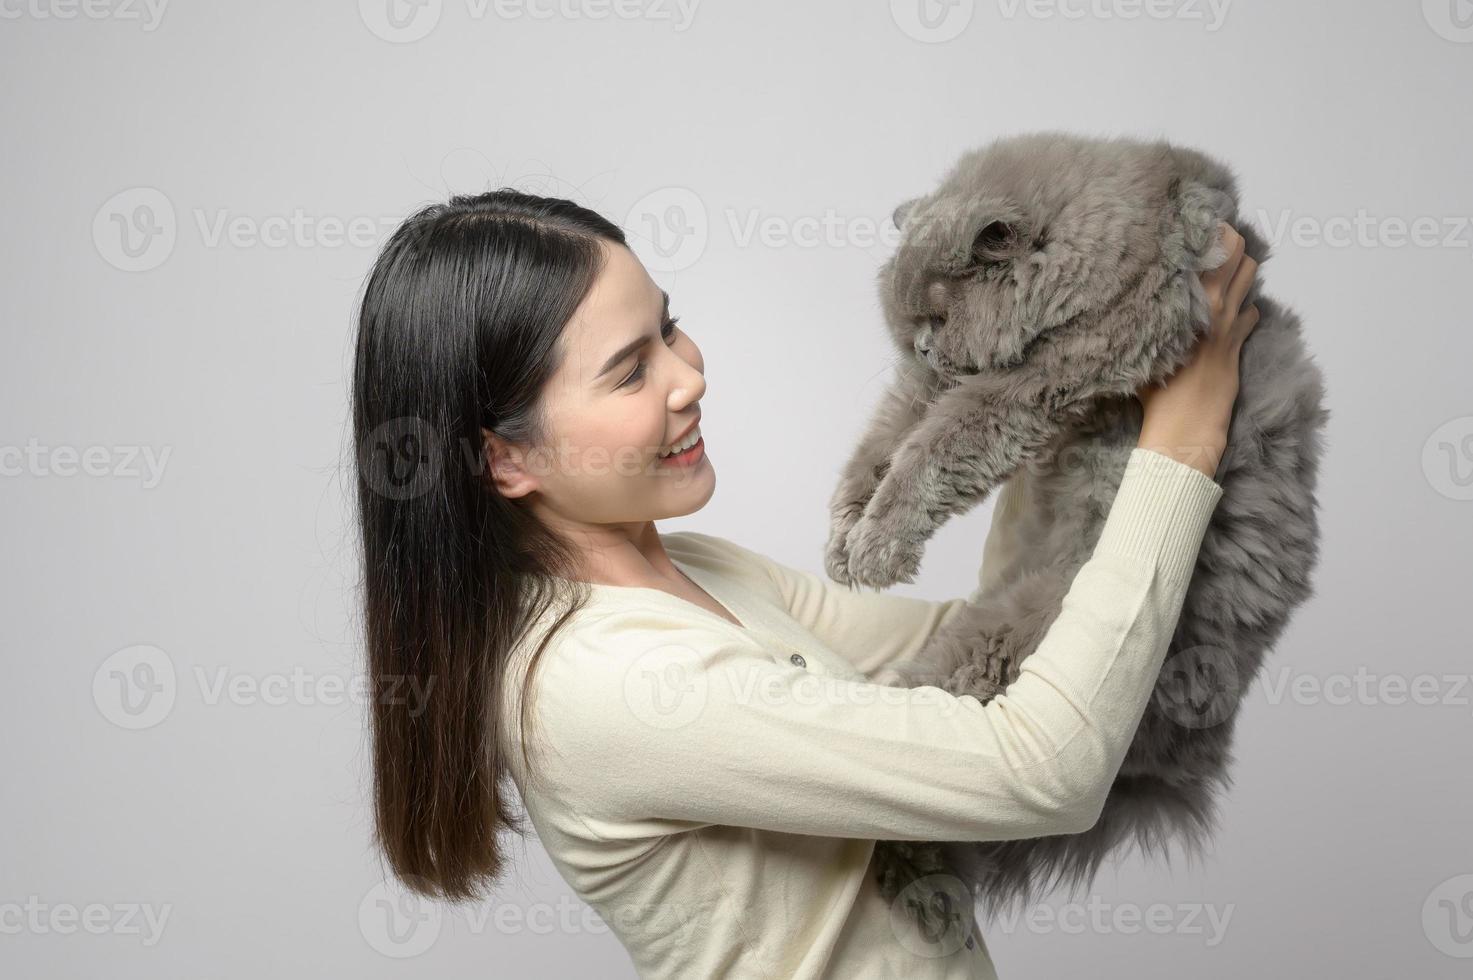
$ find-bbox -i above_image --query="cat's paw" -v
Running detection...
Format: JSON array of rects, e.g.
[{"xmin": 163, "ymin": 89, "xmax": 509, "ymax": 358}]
[
  {"xmin": 945, "ymin": 660, "xmax": 1006, "ymax": 706},
  {"xmin": 825, "ymin": 474, "xmax": 883, "ymax": 585},
  {"xmin": 843, "ymin": 510, "xmax": 925, "ymax": 588},
  {"xmin": 824, "ymin": 502, "xmax": 864, "ymax": 586}
]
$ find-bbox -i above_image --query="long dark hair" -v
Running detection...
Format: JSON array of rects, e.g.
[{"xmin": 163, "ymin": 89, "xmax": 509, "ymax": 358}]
[{"xmin": 349, "ymin": 188, "xmax": 625, "ymax": 901}]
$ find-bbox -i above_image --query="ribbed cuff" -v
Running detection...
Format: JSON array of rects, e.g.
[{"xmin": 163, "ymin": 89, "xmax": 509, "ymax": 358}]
[{"xmin": 1092, "ymin": 448, "xmax": 1224, "ymax": 584}]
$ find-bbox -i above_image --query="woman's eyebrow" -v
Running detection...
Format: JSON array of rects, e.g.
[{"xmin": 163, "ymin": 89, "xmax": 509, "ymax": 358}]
[{"xmin": 591, "ymin": 290, "xmax": 671, "ymax": 383}]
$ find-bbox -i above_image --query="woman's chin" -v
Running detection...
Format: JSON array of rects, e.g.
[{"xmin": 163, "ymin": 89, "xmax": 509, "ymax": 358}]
[{"xmin": 656, "ymin": 457, "xmax": 715, "ymax": 507}]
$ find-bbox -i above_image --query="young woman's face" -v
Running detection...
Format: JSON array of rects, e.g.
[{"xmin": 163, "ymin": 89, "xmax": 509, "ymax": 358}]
[{"xmin": 493, "ymin": 240, "xmax": 714, "ymax": 536}]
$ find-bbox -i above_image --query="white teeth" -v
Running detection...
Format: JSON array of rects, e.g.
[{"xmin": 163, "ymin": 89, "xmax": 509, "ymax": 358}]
[{"xmin": 661, "ymin": 425, "xmax": 700, "ymax": 457}]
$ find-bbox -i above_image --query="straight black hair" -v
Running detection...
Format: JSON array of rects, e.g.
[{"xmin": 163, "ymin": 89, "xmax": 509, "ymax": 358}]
[{"xmin": 349, "ymin": 188, "xmax": 624, "ymax": 900}]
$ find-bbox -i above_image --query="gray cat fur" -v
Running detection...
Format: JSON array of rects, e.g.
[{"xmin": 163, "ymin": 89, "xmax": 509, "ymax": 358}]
[{"xmin": 823, "ymin": 131, "xmax": 1328, "ymax": 930}]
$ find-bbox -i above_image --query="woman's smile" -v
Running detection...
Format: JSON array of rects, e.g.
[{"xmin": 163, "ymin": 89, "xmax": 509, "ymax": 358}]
[{"xmin": 657, "ymin": 431, "xmax": 706, "ymax": 468}]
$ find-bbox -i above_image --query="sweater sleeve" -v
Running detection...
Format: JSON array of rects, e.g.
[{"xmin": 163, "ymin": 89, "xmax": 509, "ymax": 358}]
[
  {"xmin": 708, "ymin": 470, "xmax": 1033, "ymax": 679},
  {"xmin": 527, "ymin": 449, "xmax": 1223, "ymax": 843}
]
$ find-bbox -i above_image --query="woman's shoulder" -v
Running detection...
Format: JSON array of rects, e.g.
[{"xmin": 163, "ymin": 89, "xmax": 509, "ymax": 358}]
[
  {"xmin": 499, "ymin": 574, "xmax": 770, "ymax": 785},
  {"xmin": 660, "ymin": 528, "xmax": 749, "ymax": 565},
  {"xmin": 506, "ymin": 530, "xmax": 782, "ymax": 702},
  {"xmin": 660, "ymin": 529, "xmax": 784, "ymax": 598},
  {"xmin": 507, "ymin": 553, "xmax": 760, "ymax": 676}
]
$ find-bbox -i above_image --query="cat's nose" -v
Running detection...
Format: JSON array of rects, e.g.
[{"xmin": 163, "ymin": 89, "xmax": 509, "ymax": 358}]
[{"xmin": 914, "ymin": 324, "xmax": 934, "ymax": 355}]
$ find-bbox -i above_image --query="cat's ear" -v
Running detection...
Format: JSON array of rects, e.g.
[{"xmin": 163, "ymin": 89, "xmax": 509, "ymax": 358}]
[
  {"xmin": 891, "ymin": 197, "xmax": 922, "ymax": 231},
  {"xmin": 970, "ymin": 219, "xmax": 1023, "ymax": 263},
  {"xmin": 942, "ymin": 206, "xmax": 1031, "ymax": 275}
]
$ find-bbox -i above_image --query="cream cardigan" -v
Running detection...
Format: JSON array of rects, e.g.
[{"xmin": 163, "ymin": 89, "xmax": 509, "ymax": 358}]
[{"xmin": 500, "ymin": 448, "xmax": 1224, "ymax": 978}]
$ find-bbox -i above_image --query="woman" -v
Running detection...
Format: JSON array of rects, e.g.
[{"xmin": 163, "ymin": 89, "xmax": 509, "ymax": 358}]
[{"xmin": 350, "ymin": 189, "xmax": 1258, "ymax": 977}]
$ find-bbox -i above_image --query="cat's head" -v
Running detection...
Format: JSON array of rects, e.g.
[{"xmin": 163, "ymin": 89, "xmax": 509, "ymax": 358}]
[
  {"xmin": 878, "ymin": 190, "xmax": 1036, "ymax": 380},
  {"xmin": 878, "ymin": 131, "xmax": 1243, "ymax": 385}
]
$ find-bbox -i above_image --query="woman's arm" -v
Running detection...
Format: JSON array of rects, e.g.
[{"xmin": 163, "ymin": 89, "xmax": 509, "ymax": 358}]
[
  {"xmin": 518, "ymin": 448, "xmax": 1222, "ymax": 843},
  {"xmin": 520, "ymin": 223, "xmax": 1257, "ymax": 844}
]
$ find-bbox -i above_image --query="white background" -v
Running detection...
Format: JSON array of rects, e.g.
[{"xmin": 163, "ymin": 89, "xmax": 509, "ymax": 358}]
[{"xmin": 3, "ymin": 0, "xmax": 1471, "ymax": 976}]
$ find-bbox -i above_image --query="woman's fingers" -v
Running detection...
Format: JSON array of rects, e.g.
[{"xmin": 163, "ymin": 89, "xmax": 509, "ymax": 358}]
[
  {"xmin": 1202, "ymin": 223, "xmax": 1245, "ymax": 295},
  {"xmin": 1138, "ymin": 222, "xmax": 1262, "ymax": 407},
  {"xmin": 1219, "ymin": 252, "xmax": 1258, "ymax": 336},
  {"xmin": 1197, "ymin": 223, "xmax": 1260, "ymax": 342},
  {"xmin": 1233, "ymin": 301, "xmax": 1262, "ymax": 345},
  {"xmin": 1225, "ymin": 248, "xmax": 1257, "ymax": 301}
]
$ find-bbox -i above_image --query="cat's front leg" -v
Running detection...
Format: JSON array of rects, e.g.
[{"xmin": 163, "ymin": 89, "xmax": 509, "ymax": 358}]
[
  {"xmin": 824, "ymin": 365, "xmax": 933, "ymax": 585},
  {"xmin": 843, "ymin": 379, "xmax": 1063, "ymax": 588}
]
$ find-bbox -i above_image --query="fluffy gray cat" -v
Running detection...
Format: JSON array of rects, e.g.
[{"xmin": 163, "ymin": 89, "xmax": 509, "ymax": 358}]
[{"xmin": 824, "ymin": 131, "xmax": 1329, "ymax": 929}]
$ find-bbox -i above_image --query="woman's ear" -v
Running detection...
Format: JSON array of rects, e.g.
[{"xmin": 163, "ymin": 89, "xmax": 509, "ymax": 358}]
[{"xmin": 481, "ymin": 427, "xmax": 538, "ymax": 499}]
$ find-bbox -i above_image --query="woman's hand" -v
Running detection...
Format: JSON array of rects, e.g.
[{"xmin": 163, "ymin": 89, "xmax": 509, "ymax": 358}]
[{"xmin": 1135, "ymin": 221, "xmax": 1261, "ymax": 480}]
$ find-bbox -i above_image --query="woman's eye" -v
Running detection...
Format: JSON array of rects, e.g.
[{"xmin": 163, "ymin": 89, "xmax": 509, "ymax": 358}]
[{"xmin": 617, "ymin": 317, "xmax": 681, "ymax": 389}]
